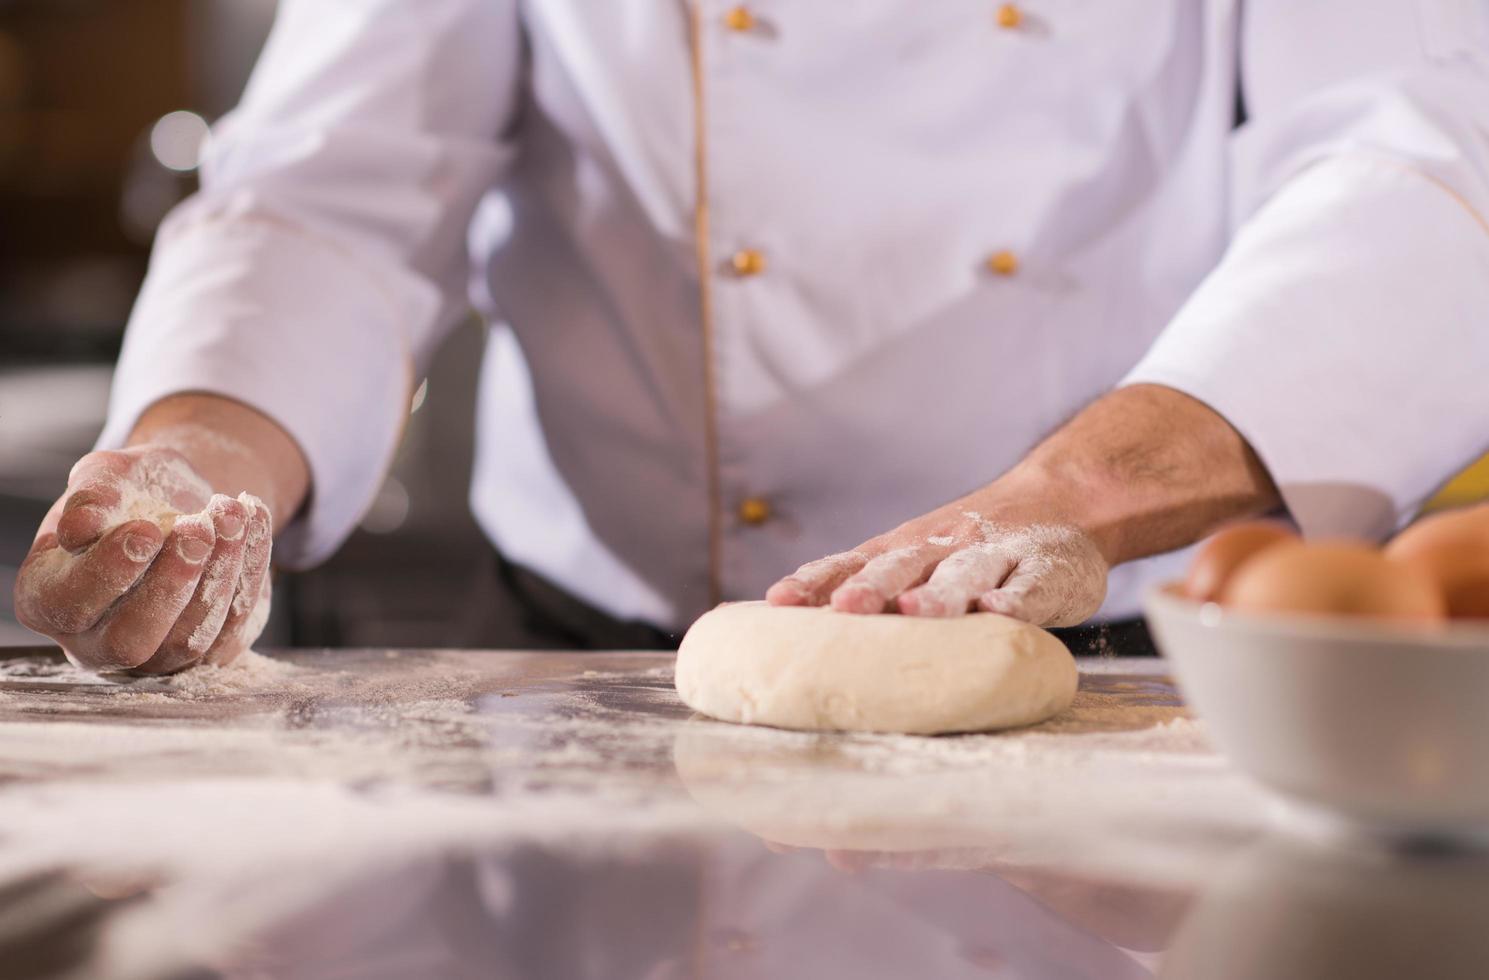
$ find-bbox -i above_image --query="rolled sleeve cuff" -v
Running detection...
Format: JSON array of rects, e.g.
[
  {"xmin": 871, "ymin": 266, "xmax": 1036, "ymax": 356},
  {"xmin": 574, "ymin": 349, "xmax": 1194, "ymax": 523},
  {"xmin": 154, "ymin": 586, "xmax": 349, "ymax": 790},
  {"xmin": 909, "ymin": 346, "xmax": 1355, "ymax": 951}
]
[
  {"xmin": 98, "ymin": 217, "xmax": 419, "ymax": 569},
  {"xmin": 1121, "ymin": 155, "xmax": 1489, "ymax": 541}
]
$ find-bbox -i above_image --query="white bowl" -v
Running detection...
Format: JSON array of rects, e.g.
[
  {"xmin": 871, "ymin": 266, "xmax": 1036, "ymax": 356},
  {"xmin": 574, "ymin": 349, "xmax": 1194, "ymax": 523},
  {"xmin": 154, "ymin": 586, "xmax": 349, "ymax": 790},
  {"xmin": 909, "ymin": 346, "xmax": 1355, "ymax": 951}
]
[{"xmin": 1145, "ymin": 583, "xmax": 1489, "ymax": 840}]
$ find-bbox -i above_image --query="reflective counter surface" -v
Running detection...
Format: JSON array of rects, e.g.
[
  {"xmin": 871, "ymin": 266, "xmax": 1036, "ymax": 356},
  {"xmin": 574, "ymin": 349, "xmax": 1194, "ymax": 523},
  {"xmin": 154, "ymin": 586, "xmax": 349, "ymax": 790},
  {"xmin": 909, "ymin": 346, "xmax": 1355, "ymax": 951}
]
[{"xmin": 0, "ymin": 649, "xmax": 1485, "ymax": 979}]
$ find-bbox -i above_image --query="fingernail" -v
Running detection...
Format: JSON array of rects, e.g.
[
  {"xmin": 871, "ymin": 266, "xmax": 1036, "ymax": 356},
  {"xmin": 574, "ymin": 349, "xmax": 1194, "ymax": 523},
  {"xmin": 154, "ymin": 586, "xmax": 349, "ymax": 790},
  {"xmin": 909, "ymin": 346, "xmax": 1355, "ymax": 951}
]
[
  {"xmin": 123, "ymin": 533, "xmax": 160, "ymax": 562},
  {"xmin": 177, "ymin": 537, "xmax": 212, "ymax": 563},
  {"xmin": 216, "ymin": 512, "xmax": 244, "ymax": 541}
]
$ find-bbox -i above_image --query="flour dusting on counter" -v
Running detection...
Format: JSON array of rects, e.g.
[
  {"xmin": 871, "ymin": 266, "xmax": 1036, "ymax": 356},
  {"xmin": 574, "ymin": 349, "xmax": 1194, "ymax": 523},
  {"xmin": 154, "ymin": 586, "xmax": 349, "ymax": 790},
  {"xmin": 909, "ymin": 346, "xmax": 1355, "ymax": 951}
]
[{"xmin": 0, "ymin": 651, "xmax": 1266, "ymax": 901}]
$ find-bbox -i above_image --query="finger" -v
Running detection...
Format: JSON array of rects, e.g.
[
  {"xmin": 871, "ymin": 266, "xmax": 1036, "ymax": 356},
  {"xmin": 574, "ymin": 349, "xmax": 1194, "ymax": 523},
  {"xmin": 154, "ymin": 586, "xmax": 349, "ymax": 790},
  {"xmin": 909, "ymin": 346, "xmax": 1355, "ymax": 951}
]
[
  {"xmin": 830, "ymin": 546, "xmax": 945, "ymax": 614},
  {"xmin": 94, "ymin": 514, "xmax": 216, "ymax": 670},
  {"xmin": 204, "ymin": 495, "xmax": 272, "ymax": 665},
  {"xmin": 210, "ymin": 576, "xmax": 270, "ymax": 669},
  {"xmin": 55, "ymin": 477, "xmax": 126, "ymax": 553},
  {"xmin": 766, "ymin": 551, "xmax": 870, "ymax": 606},
  {"xmin": 13, "ymin": 522, "xmax": 164, "ymax": 636},
  {"xmin": 134, "ymin": 496, "xmax": 248, "ymax": 675},
  {"xmin": 976, "ymin": 562, "xmax": 1077, "ymax": 627},
  {"xmin": 977, "ymin": 577, "xmax": 1053, "ymax": 625},
  {"xmin": 898, "ymin": 544, "xmax": 1016, "ymax": 617}
]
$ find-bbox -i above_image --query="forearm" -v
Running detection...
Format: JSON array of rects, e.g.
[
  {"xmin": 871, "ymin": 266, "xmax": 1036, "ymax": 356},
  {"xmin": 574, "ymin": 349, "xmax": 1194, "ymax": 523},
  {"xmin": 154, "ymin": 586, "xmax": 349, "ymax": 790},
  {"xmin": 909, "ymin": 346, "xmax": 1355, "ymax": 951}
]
[
  {"xmin": 986, "ymin": 384, "xmax": 1280, "ymax": 565},
  {"xmin": 125, "ymin": 394, "xmax": 311, "ymax": 531}
]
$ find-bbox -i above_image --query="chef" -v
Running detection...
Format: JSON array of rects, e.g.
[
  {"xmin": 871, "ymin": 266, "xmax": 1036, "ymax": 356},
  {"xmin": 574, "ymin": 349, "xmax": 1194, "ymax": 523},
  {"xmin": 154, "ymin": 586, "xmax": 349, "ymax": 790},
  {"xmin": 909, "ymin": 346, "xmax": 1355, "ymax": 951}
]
[{"xmin": 14, "ymin": 1, "xmax": 1489, "ymax": 672}]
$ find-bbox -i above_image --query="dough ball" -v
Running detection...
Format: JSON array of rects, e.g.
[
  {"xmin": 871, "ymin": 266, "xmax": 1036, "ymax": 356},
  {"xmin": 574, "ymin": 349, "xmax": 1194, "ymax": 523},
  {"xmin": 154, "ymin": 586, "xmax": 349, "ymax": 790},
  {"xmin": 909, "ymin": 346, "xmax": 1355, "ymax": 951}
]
[{"xmin": 674, "ymin": 601, "xmax": 1077, "ymax": 734}]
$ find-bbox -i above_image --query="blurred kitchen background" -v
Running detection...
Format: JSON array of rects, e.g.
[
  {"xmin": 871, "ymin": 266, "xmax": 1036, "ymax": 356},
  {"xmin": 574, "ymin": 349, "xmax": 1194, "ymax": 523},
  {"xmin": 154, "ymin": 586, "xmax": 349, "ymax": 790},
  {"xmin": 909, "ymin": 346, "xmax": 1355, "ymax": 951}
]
[{"xmin": 0, "ymin": 0, "xmax": 489, "ymax": 647}]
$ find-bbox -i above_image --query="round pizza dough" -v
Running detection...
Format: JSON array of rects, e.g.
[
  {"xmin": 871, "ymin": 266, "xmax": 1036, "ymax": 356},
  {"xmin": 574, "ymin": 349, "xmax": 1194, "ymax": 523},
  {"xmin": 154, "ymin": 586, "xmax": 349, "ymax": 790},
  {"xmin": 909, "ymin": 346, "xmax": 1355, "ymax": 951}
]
[{"xmin": 674, "ymin": 601, "xmax": 1077, "ymax": 734}]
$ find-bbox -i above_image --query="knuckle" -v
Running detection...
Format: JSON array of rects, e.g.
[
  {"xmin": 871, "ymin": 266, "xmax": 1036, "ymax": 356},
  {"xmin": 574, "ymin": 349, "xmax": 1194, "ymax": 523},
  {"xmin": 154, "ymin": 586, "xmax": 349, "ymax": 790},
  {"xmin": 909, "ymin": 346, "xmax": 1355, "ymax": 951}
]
[
  {"xmin": 12, "ymin": 599, "xmax": 49, "ymax": 634},
  {"xmin": 94, "ymin": 625, "xmax": 159, "ymax": 670},
  {"xmin": 45, "ymin": 610, "xmax": 92, "ymax": 636},
  {"xmin": 146, "ymin": 637, "xmax": 202, "ymax": 673},
  {"xmin": 19, "ymin": 590, "xmax": 86, "ymax": 635},
  {"xmin": 92, "ymin": 634, "xmax": 157, "ymax": 673},
  {"xmin": 15, "ymin": 560, "xmax": 81, "ymax": 635}
]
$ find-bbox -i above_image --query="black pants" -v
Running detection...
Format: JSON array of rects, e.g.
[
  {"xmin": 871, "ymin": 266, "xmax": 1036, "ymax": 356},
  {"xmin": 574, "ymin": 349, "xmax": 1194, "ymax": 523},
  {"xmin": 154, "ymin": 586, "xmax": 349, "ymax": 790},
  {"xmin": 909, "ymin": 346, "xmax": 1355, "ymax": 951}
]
[{"xmin": 464, "ymin": 551, "xmax": 1158, "ymax": 656}]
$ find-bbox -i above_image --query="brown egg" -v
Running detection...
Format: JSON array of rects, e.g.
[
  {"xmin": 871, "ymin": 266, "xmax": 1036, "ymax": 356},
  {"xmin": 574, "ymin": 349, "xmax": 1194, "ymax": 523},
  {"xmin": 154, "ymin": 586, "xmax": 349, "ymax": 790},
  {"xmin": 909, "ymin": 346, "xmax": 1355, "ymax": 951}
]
[
  {"xmin": 1183, "ymin": 520, "xmax": 1299, "ymax": 602},
  {"xmin": 1221, "ymin": 541, "xmax": 1447, "ymax": 623},
  {"xmin": 1385, "ymin": 506, "xmax": 1489, "ymax": 618}
]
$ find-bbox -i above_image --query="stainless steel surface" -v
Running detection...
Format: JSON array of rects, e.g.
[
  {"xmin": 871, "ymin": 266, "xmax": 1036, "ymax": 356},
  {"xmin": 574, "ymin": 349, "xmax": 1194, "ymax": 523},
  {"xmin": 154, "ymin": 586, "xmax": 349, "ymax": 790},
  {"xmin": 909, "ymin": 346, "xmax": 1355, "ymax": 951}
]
[
  {"xmin": 0, "ymin": 648, "xmax": 1483, "ymax": 978},
  {"xmin": 1147, "ymin": 584, "xmax": 1489, "ymax": 838}
]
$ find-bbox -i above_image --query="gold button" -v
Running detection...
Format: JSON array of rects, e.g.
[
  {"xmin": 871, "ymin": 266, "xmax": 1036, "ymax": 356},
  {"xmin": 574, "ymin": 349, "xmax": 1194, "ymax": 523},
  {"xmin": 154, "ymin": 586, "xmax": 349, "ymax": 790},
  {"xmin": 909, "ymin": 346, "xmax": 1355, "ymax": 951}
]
[
  {"xmin": 723, "ymin": 6, "xmax": 756, "ymax": 32},
  {"xmin": 730, "ymin": 248, "xmax": 767, "ymax": 277},
  {"xmin": 995, "ymin": 3, "xmax": 1023, "ymax": 29},
  {"xmin": 986, "ymin": 249, "xmax": 1019, "ymax": 276},
  {"xmin": 738, "ymin": 497, "xmax": 772, "ymax": 526}
]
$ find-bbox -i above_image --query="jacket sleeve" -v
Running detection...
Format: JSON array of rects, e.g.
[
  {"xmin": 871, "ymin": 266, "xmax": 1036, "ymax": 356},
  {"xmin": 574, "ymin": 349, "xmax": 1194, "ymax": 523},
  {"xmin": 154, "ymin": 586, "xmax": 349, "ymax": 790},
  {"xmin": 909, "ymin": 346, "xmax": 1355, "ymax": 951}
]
[
  {"xmin": 1123, "ymin": 0, "xmax": 1489, "ymax": 539},
  {"xmin": 98, "ymin": 0, "xmax": 522, "ymax": 567}
]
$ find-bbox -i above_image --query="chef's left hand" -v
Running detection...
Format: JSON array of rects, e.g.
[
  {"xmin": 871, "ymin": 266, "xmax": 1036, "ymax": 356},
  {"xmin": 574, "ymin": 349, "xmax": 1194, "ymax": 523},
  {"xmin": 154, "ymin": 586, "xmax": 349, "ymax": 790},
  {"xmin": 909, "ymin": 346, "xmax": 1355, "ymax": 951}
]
[
  {"xmin": 767, "ymin": 480, "xmax": 1109, "ymax": 627},
  {"xmin": 768, "ymin": 386, "xmax": 1284, "ymax": 626}
]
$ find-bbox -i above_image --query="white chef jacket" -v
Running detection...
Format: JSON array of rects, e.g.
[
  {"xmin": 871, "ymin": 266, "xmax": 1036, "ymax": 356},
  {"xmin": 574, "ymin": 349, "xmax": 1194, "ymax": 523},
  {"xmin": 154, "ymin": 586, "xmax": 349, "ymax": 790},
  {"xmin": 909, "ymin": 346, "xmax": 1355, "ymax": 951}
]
[{"xmin": 101, "ymin": 1, "xmax": 1489, "ymax": 631}]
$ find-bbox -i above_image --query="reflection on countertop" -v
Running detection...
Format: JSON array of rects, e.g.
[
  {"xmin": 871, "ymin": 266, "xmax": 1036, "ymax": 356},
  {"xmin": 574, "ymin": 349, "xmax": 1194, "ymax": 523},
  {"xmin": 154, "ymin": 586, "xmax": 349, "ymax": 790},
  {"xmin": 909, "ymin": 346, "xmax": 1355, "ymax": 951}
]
[{"xmin": 0, "ymin": 649, "xmax": 1483, "ymax": 978}]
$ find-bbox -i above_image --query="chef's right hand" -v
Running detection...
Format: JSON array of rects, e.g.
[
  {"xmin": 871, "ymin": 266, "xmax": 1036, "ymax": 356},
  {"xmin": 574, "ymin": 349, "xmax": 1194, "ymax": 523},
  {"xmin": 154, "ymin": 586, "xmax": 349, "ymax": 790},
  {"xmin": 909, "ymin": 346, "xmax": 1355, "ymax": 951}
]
[{"xmin": 13, "ymin": 446, "xmax": 274, "ymax": 674}]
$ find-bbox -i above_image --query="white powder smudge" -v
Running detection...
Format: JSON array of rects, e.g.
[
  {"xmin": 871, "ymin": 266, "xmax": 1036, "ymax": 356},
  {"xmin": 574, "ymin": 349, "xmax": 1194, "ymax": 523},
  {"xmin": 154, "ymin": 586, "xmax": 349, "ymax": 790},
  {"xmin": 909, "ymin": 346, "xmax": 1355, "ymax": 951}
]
[
  {"xmin": 236, "ymin": 586, "xmax": 273, "ymax": 648},
  {"xmin": 187, "ymin": 556, "xmax": 238, "ymax": 654},
  {"xmin": 100, "ymin": 453, "xmax": 211, "ymax": 533},
  {"xmin": 114, "ymin": 487, "xmax": 181, "ymax": 534},
  {"xmin": 231, "ymin": 492, "xmax": 271, "ymax": 626}
]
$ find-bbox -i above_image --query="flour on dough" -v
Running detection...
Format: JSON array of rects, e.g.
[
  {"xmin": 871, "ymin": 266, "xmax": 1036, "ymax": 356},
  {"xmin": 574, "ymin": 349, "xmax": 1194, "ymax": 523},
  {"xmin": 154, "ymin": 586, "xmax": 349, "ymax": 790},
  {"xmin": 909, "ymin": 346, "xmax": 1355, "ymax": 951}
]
[{"xmin": 674, "ymin": 601, "xmax": 1077, "ymax": 735}]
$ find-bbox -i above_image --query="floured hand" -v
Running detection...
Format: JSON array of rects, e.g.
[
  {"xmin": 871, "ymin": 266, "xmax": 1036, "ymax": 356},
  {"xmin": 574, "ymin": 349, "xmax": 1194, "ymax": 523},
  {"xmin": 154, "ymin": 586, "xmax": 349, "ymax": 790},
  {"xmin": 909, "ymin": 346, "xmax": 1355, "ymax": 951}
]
[
  {"xmin": 767, "ymin": 494, "xmax": 1109, "ymax": 628},
  {"xmin": 765, "ymin": 384, "xmax": 1289, "ymax": 628},
  {"xmin": 13, "ymin": 446, "xmax": 274, "ymax": 674}
]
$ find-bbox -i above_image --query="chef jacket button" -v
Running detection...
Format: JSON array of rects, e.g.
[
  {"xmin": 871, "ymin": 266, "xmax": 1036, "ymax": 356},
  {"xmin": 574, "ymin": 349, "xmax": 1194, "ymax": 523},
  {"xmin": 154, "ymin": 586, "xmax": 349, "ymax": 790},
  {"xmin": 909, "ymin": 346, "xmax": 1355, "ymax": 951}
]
[
  {"xmin": 723, "ymin": 6, "xmax": 756, "ymax": 32},
  {"xmin": 995, "ymin": 3, "xmax": 1023, "ymax": 29},
  {"xmin": 738, "ymin": 496, "xmax": 772, "ymax": 526},
  {"xmin": 713, "ymin": 928, "xmax": 759, "ymax": 953},
  {"xmin": 730, "ymin": 248, "xmax": 767, "ymax": 277},
  {"xmin": 986, "ymin": 249, "xmax": 1019, "ymax": 276}
]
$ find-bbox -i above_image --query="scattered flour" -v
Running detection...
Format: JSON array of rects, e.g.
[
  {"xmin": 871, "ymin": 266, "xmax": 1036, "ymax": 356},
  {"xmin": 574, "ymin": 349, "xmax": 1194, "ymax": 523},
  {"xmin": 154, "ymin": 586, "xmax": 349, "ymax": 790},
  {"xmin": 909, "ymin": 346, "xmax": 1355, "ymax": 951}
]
[
  {"xmin": 154, "ymin": 650, "xmax": 302, "ymax": 697},
  {"xmin": 113, "ymin": 484, "xmax": 183, "ymax": 534},
  {"xmin": 0, "ymin": 654, "xmax": 1263, "ymax": 906}
]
